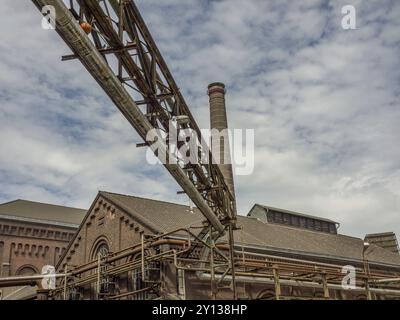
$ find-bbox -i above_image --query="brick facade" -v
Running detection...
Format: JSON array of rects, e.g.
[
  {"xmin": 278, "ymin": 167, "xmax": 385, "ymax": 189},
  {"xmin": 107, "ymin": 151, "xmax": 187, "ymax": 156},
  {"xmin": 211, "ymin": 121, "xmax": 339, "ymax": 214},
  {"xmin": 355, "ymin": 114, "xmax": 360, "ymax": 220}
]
[
  {"xmin": 58, "ymin": 195, "xmax": 147, "ymax": 272},
  {"xmin": 0, "ymin": 219, "xmax": 76, "ymax": 277}
]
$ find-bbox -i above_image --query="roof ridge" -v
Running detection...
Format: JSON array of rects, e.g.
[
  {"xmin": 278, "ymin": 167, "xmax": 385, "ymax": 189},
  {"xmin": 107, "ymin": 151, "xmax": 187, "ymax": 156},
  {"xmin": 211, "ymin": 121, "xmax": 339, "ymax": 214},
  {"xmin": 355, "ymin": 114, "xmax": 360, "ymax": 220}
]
[
  {"xmin": 99, "ymin": 191, "xmax": 195, "ymax": 210},
  {"xmin": 0, "ymin": 199, "xmax": 21, "ymax": 207},
  {"xmin": 0, "ymin": 198, "xmax": 86, "ymax": 212},
  {"xmin": 366, "ymin": 232, "xmax": 396, "ymax": 236}
]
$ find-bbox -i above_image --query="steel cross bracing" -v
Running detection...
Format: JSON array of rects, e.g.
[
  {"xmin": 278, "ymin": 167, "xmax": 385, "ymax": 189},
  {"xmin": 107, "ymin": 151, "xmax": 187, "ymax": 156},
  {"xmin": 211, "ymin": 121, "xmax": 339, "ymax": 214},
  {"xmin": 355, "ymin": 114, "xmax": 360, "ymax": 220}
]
[
  {"xmin": 32, "ymin": 0, "xmax": 238, "ymax": 298},
  {"xmin": 32, "ymin": 0, "xmax": 237, "ymax": 231}
]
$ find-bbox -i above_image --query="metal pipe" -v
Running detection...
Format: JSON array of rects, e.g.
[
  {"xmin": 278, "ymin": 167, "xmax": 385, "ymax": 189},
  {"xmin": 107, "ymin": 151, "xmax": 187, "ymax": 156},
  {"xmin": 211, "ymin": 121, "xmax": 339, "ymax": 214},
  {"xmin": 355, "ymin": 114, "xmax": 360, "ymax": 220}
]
[
  {"xmin": 107, "ymin": 287, "xmax": 153, "ymax": 300},
  {"xmin": 97, "ymin": 254, "xmax": 101, "ymax": 297},
  {"xmin": 0, "ymin": 273, "xmax": 69, "ymax": 288},
  {"xmin": 199, "ymin": 273, "xmax": 400, "ymax": 296},
  {"xmin": 63, "ymin": 265, "xmax": 68, "ymax": 300},
  {"xmin": 30, "ymin": 0, "xmax": 225, "ymax": 236},
  {"xmin": 373, "ymin": 278, "xmax": 400, "ymax": 283},
  {"xmin": 141, "ymin": 233, "xmax": 145, "ymax": 282}
]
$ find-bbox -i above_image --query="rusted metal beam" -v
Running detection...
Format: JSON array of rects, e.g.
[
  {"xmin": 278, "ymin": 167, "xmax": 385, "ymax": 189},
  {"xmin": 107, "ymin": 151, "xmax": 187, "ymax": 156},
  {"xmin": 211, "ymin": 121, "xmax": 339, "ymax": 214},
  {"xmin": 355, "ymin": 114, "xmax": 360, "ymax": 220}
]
[{"xmin": 31, "ymin": 0, "xmax": 226, "ymax": 235}]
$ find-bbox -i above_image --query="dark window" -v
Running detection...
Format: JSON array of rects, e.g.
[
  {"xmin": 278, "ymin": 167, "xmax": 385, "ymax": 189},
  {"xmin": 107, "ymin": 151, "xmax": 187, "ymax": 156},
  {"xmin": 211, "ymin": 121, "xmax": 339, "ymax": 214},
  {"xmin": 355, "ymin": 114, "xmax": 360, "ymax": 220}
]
[
  {"xmin": 16, "ymin": 265, "xmax": 37, "ymax": 276},
  {"xmin": 92, "ymin": 242, "xmax": 110, "ymax": 299},
  {"xmin": 91, "ymin": 241, "xmax": 109, "ymax": 261},
  {"xmin": 96, "ymin": 243, "xmax": 109, "ymax": 257}
]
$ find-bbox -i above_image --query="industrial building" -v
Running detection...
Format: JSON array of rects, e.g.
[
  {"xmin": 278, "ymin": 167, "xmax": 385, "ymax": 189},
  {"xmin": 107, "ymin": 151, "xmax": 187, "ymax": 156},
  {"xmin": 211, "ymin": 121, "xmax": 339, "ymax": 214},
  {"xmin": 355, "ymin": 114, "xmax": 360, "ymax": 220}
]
[
  {"xmin": 1, "ymin": 192, "xmax": 400, "ymax": 300},
  {"xmin": 0, "ymin": 200, "xmax": 85, "ymax": 299},
  {"xmin": 1, "ymin": 0, "xmax": 399, "ymax": 300}
]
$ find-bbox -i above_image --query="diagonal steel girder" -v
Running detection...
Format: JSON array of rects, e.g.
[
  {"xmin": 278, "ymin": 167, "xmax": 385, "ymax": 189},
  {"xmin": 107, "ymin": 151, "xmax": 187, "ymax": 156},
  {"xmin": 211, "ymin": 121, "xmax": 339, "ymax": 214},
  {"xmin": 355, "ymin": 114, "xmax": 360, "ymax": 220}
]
[{"xmin": 31, "ymin": 0, "xmax": 226, "ymax": 235}]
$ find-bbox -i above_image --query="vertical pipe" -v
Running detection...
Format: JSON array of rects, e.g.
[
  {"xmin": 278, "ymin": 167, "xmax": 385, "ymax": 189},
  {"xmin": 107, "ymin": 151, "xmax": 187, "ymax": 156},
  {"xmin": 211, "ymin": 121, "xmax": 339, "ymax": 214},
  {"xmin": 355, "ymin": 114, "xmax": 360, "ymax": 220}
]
[
  {"xmin": 228, "ymin": 224, "xmax": 238, "ymax": 300},
  {"xmin": 322, "ymin": 273, "xmax": 330, "ymax": 299},
  {"xmin": 208, "ymin": 83, "xmax": 236, "ymax": 200},
  {"xmin": 209, "ymin": 229, "xmax": 216, "ymax": 300},
  {"xmin": 64, "ymin": 266, "xmax": 68, "ymax": 300},
  {"xmin": 273, "ymin": 266, "xmax": 281, "ymax": 300},
  {"xmin": 365, "ymin": 279, "xmax": 372, "ymax": 300},
  {"xmin": 141, "ymin": 233, "xmax": 145, "ymax": 282},
  {"xmin": 97, "ymin": 255, "xmax": 101, "ymax": 297}
]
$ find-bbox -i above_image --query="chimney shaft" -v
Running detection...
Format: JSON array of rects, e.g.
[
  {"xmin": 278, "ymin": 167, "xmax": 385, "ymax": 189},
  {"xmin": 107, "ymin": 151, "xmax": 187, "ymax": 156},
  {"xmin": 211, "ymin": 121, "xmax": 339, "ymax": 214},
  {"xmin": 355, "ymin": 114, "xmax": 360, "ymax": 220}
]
[{"xmin": 208, "ymin": 82, "xmax": 236, "ymax": 200}]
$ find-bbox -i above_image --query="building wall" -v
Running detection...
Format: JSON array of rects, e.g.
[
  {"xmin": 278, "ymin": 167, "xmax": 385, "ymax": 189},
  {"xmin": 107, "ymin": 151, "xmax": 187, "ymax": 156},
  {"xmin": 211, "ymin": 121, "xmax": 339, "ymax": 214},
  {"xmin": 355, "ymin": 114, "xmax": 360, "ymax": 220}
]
[
  {"xmin": 58, "ymin": 196, "xmax": 149, "ymax": 270},
  {"xmin": 0, "ymin": 219, "xmax": 75, "ymax": 277},
  {"xmin": 56, "ymin": 196, "xmax": 153, "ymax": 299},
  {"xmin": 50, "ymin": 197, "xmax": 400, "ymax": 300}
]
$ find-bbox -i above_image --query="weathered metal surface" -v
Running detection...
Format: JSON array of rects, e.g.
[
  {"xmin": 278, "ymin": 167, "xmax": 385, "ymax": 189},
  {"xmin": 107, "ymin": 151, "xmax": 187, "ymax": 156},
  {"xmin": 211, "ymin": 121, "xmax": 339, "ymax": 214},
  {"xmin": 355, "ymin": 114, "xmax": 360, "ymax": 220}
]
[{"xmin": 31, "ymin": 0, "xmax": 228, "ymax": 235}]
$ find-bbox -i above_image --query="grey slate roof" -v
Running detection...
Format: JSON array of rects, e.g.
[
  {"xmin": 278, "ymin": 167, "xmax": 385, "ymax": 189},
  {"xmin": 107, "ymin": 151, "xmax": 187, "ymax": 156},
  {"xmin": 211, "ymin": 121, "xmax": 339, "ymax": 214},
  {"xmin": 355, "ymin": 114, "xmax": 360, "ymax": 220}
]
[
  {"xmin": 0, "ymin": 199, "xmax": 86, "ymax": 227},
  {"xmin": 100, "ymin": 192, "xmax": 204, "ymax": 233},
  {"xmin": 100, "ymin": 192, "xmax": 400, "ymax": 268},
  {"xmin": 251, "ymin": 204, "xmax": 339, "ymax": 224}
]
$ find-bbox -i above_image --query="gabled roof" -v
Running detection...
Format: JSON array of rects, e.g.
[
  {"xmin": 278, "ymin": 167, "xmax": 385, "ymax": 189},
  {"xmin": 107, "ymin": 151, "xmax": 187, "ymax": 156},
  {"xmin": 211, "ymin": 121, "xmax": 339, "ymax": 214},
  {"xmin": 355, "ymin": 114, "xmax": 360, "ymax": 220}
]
[
  {"xmin": 99, "ymin": 191, "xmax": 204, "ymax": 233},
  {"xmin": 0, "ymin": 199, "xmax": 86, "ymax": 227},
  {"xmin": 99, "ymin": 191, "xmax": 400, "ymax": 268}
]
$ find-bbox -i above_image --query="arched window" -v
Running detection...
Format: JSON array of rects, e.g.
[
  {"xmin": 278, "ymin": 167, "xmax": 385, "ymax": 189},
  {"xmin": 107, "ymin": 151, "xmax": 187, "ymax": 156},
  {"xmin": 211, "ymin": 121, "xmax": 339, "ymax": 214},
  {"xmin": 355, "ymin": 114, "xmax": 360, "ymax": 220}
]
[
  {"xmin": 129, "ymin": 253, "xmax": 147, "ymax": 300},
  {"xmin": 90, "ymin": 240, "xmax": 110, "ymax": 299},
  {"xmin": 90, "ymin": 240, "xmax": 109, "ymax": 261},
  {"xmin": 96, "ymin": 243, "xmax": 109, "ymax": 258},
  {"xmin": 256, "ymin": 289, "xmax": 275, "ymax": 300},
  {"xmin": 16, "ymin": 265, "xmax": 38, "ymax": 276}
]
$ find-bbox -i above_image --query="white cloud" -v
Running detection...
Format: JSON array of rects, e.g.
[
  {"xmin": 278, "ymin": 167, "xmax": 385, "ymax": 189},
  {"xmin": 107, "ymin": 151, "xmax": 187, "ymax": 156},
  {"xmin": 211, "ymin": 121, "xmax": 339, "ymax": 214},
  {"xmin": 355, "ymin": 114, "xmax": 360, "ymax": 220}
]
[{"xmin": 0, "ymin": 0, "xmax": 399, "ymax": 240}]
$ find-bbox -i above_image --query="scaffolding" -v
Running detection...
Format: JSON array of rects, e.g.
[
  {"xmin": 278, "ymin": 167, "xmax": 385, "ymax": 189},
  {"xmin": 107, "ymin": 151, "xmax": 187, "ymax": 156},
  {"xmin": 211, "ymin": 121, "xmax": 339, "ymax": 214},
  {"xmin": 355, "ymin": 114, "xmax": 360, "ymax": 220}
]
[
  {"xmin": 31, "ymin": 0, "xmax": 239, "ymax": 299},
  {"xmin": 12, "ymin": 0, "xmax": 399, "ymax": 301},
  {"xmin": 48, "ymin": 227, "xmax": 400, "ymax": 300}
]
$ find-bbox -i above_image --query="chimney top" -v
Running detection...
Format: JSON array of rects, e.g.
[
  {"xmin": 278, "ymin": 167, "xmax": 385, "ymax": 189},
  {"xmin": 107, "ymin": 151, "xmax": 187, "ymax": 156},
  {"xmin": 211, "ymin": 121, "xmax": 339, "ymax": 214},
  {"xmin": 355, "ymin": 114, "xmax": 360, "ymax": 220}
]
[
  {"xmin": 208, "ymin": 82, "xmax": 226, "ymax": 95},
  {"xmin": 208, "ymin": 82, "xmax": 225, "ymax": 89}
]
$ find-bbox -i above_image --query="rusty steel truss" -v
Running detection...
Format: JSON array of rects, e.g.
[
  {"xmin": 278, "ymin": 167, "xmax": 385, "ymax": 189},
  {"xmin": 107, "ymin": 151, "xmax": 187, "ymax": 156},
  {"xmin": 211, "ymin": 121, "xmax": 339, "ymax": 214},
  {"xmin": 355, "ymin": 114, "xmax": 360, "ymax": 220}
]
[
  {"xmin": 22, "ymin": 0, "xmax": 400, "ymax": 301},
  {"xmin": 32, "ymin": 0, "xmax": 238, "ymax": 297}
]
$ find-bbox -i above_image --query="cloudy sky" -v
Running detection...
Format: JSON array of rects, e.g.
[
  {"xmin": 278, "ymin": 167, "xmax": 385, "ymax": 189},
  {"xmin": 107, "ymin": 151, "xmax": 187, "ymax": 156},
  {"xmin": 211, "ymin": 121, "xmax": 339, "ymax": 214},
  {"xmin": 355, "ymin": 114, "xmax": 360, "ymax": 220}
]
[{"xmin": 0, "ymin": 0, "xmax": 399, "ymax": 239}]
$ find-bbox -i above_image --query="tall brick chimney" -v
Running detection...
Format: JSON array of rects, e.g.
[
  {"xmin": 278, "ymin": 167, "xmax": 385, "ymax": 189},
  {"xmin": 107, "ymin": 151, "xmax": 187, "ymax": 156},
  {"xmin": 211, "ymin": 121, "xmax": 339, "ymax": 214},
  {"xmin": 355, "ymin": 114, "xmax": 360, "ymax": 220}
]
[{"xmin": 208, "ymin": 82, "xmax": 236, "ymax": 199}]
